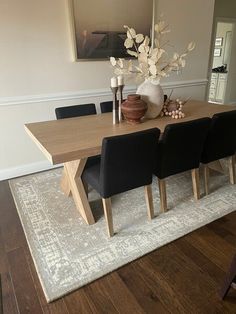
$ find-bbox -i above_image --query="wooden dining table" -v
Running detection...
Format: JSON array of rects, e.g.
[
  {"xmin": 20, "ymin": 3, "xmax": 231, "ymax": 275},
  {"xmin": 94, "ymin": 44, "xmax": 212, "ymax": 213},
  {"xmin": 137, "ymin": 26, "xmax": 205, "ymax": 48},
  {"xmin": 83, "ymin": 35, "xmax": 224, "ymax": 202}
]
[{"xmin": 24, "ymin": 100, "xmax": 234, "ymax": 225}]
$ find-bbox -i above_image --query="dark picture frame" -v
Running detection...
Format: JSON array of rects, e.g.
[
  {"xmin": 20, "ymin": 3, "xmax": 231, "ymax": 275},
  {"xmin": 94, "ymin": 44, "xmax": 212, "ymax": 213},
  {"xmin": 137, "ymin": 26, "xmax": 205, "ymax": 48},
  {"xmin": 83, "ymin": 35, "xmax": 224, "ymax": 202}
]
[{"xmin": 69, "ymin": 0, "xmax": 153, "ymax": 61}]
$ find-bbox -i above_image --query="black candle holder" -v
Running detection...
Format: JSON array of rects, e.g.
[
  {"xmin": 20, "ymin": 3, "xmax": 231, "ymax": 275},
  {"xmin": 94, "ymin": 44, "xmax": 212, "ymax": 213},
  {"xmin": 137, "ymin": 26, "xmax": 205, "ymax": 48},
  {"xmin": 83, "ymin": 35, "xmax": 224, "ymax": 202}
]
[
  {"xmin": 111, "ymin": 86, "xmax": 119, "ymax": 124},
  {"xmin": 118, "ymin": 84, "xmax": 124, "ymax": 122}
]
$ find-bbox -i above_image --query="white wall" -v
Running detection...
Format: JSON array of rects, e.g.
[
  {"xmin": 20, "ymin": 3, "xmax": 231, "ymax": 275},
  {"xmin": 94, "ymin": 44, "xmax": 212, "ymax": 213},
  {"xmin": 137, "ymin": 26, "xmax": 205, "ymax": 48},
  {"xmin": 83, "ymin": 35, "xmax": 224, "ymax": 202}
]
[
  {"xmin": 0, "ymin": 0, "xmax": 215, "ymax": 180},
  {"xmin": 156, "ymin": 0, "xmax": 215, "ymax": 84}
]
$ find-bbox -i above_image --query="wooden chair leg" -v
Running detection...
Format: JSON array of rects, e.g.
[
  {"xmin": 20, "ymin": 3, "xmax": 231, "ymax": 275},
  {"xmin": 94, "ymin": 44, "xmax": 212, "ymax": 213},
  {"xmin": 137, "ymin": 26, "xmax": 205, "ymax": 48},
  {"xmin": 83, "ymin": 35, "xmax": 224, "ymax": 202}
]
[
  {"xmin": 203, "ymin": 164, "xmax": 210, "ymax": 195},
  {"xmin": 102, "ymin": 198, "xmax": 114, "ymax": 237},
  {"xmin": 144, "ymin": 185, "xmax": 154, "ymax": 220},
  {"xmin": 158, "ymin": 178, "xmax": 168, "ymax": 213},
  {"xmin": 229, "ymin": 155, "xmax": 236, "ymax": 185},
  {"xmin": 191, "ymin": 168, "xmax": 200, "ymax": 200}
]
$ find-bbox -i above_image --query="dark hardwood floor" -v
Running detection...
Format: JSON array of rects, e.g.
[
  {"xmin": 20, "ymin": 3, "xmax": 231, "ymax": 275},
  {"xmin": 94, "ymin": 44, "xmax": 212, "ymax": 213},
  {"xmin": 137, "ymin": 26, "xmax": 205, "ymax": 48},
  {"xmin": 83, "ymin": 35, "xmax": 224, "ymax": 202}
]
[{"xmin": 0, "ymin": 179, "xmax": 236, "ymax": 314}]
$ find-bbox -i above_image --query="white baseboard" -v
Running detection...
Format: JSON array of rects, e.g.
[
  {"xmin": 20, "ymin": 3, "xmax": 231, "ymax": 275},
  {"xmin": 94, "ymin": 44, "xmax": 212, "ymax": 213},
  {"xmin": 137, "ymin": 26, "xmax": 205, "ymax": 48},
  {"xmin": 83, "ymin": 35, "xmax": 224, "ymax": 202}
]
[{"xmin": 0, "ymin": 161, "xmax": 62, "ymax": 181}]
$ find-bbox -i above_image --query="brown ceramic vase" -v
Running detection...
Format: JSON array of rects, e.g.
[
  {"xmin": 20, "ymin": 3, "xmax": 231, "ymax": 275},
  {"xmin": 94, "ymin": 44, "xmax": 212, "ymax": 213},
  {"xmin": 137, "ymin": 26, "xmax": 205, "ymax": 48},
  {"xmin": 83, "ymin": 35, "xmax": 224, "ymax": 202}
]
[{"xmin": 121, "ymin": 94, "xmax": 147, "ymax": 124}]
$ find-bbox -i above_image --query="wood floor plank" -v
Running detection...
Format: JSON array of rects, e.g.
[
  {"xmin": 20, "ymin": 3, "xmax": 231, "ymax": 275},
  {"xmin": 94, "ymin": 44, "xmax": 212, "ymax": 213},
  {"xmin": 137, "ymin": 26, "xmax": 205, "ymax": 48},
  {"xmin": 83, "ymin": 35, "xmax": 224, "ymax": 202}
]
[
  {"xmin": 88, "ymin": 272, "xmax": 145, "ymax": 314},
  {"xmin": 0, "ymin": 273, "xmax": 19, "ymax": 314},
  {"xmin": 64, "ymin": 289, "xmax": 96, "ymax": 314},
  {"xmin": 217, "ymin": 212, "xmax": 236, "ymax": 237},
  {"xmin": 118, "ymin": 262, "xmax": 170, "ymax": 313},
  {"xmin": 7, "ymin": 247, "xmax": 43, "ymax": 314},
  {"xmin": 0, "ymin": 229, "xmax": 8, "ymax": 274},
  {"xmin": 0, "ymin": 181, "xmax": 25, "ymax": 252},
  {"xmin": 0, "ymin": 203, "xmax": 20, "ymax": 314},
  {"xmin": 139, "ymin": 245, "xmax": 217, "ymax": 313},
  {"xmin": 135, "ymin": 258, "xmax": 188, "ymax": 313},
  {"xmin": 83, "ymin": 281, "xmax": 119, "ymax": 314},
  {"xmin": 207, "ymin": 221, "xmax": 236, "ymax": 247},
  {"xmin": 186, "ymin": 227, "xmax": 236, "ymax": 271},
  {"xmin": 174, "ymin": 237, "xmax": 225, "ymax": 285}
]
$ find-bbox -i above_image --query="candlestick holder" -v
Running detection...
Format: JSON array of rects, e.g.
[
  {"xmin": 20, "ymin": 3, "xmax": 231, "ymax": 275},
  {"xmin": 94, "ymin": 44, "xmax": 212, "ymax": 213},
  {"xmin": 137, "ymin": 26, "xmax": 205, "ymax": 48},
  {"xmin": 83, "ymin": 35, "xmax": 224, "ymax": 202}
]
[
  {"xmin": 118, "ymin": 84, "xmax": 124, "ymax": 122},
  {"xmin": 111, "ymin": 86, "xmax": 119, "ymax": 124}
]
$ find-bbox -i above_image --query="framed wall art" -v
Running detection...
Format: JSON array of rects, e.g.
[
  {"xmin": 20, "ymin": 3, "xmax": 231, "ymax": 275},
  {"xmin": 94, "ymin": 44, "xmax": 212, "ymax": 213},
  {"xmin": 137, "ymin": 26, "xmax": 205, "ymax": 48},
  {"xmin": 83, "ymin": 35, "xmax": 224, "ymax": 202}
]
[
  {"xmin": 215, "ymin": 37, "xmax": 223, "ymax": 46},
  {"xmin": 69, "ymin": 0, "xmax": 153, "ymax": 61},
  {"xmin": 214, "ymin": 48, "xmax": 222, "ymax": 57}
]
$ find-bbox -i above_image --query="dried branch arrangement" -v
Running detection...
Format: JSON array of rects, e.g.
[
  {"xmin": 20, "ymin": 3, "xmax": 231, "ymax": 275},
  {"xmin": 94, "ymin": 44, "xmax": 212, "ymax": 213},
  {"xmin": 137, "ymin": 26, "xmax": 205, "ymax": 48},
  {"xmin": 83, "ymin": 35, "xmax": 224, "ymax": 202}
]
[{"xmin": 110, "ymin": 20, "xmax": 195, "ymax": 84}]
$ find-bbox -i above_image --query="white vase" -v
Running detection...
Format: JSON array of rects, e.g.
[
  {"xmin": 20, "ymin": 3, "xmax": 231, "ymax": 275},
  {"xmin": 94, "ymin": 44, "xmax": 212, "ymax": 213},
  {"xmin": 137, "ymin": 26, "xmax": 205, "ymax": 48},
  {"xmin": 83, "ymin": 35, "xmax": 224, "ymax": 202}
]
[{"xmin": 136, "ymin": 80, "xmax": 164, "ymax": 119}]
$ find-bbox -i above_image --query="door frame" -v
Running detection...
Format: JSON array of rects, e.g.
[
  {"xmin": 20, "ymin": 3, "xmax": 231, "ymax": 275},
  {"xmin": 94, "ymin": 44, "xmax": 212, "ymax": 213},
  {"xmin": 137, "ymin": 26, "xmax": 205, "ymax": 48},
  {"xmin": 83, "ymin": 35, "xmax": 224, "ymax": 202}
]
[{"xmin": 206, "ymin": 17, "xmax": 236, "ymax": 103}]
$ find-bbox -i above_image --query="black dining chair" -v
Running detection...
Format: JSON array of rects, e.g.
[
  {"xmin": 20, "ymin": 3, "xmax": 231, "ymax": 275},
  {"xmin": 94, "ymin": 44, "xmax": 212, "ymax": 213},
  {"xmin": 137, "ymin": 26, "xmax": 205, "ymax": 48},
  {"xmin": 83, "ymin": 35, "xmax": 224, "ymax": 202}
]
[
  {"xmin": 153, "ymin": 117, "xmax": 211, "ymax": 212},
  {"xmin": 82, "ymin": 128, "xmax": 160, "ymax": 236},
  {"xmin": 100, "ymin": 101, "xmax": 113, "ymax": 113},
  {"xmin": 55, "ymin": 103, "xmax": 99, "ymax": 188},
  {"xmin": 55, "ymin": 103, "xmax": 97, "ymax": 119},
  {"xmin": 201, "ymin": 110, "xmax": 236, "ymax": 195}
]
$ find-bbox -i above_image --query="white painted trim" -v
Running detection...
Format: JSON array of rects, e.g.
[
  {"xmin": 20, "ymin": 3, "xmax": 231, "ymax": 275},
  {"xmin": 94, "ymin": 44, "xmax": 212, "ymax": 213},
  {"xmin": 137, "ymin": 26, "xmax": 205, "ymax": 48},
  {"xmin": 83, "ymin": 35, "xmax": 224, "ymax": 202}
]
[
  {"xmin": 162, "ymin": 79, "xmax": 208, "ymax": 89},
  {"xmin": 0, "ymin": 79, "xmax": 208, "ymax": 106},
  {"xmin": 0, "ymin": 161, "xmax": 62, "ymax": 181}
]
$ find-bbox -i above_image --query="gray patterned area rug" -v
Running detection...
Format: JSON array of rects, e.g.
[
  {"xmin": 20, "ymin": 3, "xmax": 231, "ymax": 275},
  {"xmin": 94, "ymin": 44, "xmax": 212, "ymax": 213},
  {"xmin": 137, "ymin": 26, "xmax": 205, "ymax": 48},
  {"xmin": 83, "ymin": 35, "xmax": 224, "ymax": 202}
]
[{"xmin": 9, "ymin": 168, "xmax": 236, "ymax": 302}]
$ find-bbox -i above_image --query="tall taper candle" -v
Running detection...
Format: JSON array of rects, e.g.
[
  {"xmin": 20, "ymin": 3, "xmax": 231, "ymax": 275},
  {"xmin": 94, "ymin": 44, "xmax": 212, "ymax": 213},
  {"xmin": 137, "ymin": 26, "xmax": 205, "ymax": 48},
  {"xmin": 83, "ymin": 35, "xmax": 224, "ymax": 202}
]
[
  {"xmin": 117, "ymin": 75, "xmax": 124, "ymax": 86},
  {"xmin": 111, "ymin": 77, "xmax": 118, "ymax": 88}
]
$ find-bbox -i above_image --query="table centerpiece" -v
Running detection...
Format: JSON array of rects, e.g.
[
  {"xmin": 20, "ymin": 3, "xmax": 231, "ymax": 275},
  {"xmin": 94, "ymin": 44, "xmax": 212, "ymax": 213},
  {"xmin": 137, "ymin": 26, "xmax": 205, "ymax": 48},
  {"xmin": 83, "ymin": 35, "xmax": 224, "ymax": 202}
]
[{"xmin": 110, "ymin": 19, "xmax": 195, "ymax": 119}]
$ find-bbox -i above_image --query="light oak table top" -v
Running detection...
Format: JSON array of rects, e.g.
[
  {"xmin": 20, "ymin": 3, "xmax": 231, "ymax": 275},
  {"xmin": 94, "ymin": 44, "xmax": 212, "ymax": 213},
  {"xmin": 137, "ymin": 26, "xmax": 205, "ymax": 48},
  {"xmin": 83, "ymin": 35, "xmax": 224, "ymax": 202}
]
[{"xmin": 25, "ymin": 100, "xmax": 234, "ymax": 165}]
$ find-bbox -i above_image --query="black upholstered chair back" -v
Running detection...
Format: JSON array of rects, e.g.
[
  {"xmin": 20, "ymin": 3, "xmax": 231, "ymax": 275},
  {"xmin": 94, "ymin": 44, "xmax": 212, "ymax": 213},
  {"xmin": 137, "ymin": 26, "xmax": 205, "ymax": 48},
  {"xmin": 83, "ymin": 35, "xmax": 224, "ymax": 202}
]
[
  {"xmin": 55, "ymin": 103, "xmax": 96, "ymax": 119},
  {"xmin": 201, "ymin": 110, "xmax": 236, "ymax": 163},
  {"xmin": 99, "ymin": 128, "xmax": 160, "ymax": 198},
  {"xmin": 100, "ymin": 101, "xmax": 113, "ymax": 113},
  {"xmin": 155, "ymin": 117, "xmax": 211, "ymax": 179}
]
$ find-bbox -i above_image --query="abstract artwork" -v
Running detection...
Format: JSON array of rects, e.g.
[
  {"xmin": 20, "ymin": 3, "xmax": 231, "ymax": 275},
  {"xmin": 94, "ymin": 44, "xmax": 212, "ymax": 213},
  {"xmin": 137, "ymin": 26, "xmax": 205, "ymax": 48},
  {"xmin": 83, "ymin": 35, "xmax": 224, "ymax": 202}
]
[{"xmin": 69, "ymin": 0, "xmax": 153, "ymax": 61}]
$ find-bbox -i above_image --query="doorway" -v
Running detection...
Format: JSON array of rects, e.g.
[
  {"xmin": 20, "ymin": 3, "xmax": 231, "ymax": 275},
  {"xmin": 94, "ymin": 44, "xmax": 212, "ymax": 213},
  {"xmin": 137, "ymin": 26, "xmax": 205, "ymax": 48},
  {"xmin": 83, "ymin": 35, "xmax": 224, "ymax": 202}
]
[{"xmin": 208, "ymin": 19, "xmax": 235, "ymax": 105}]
